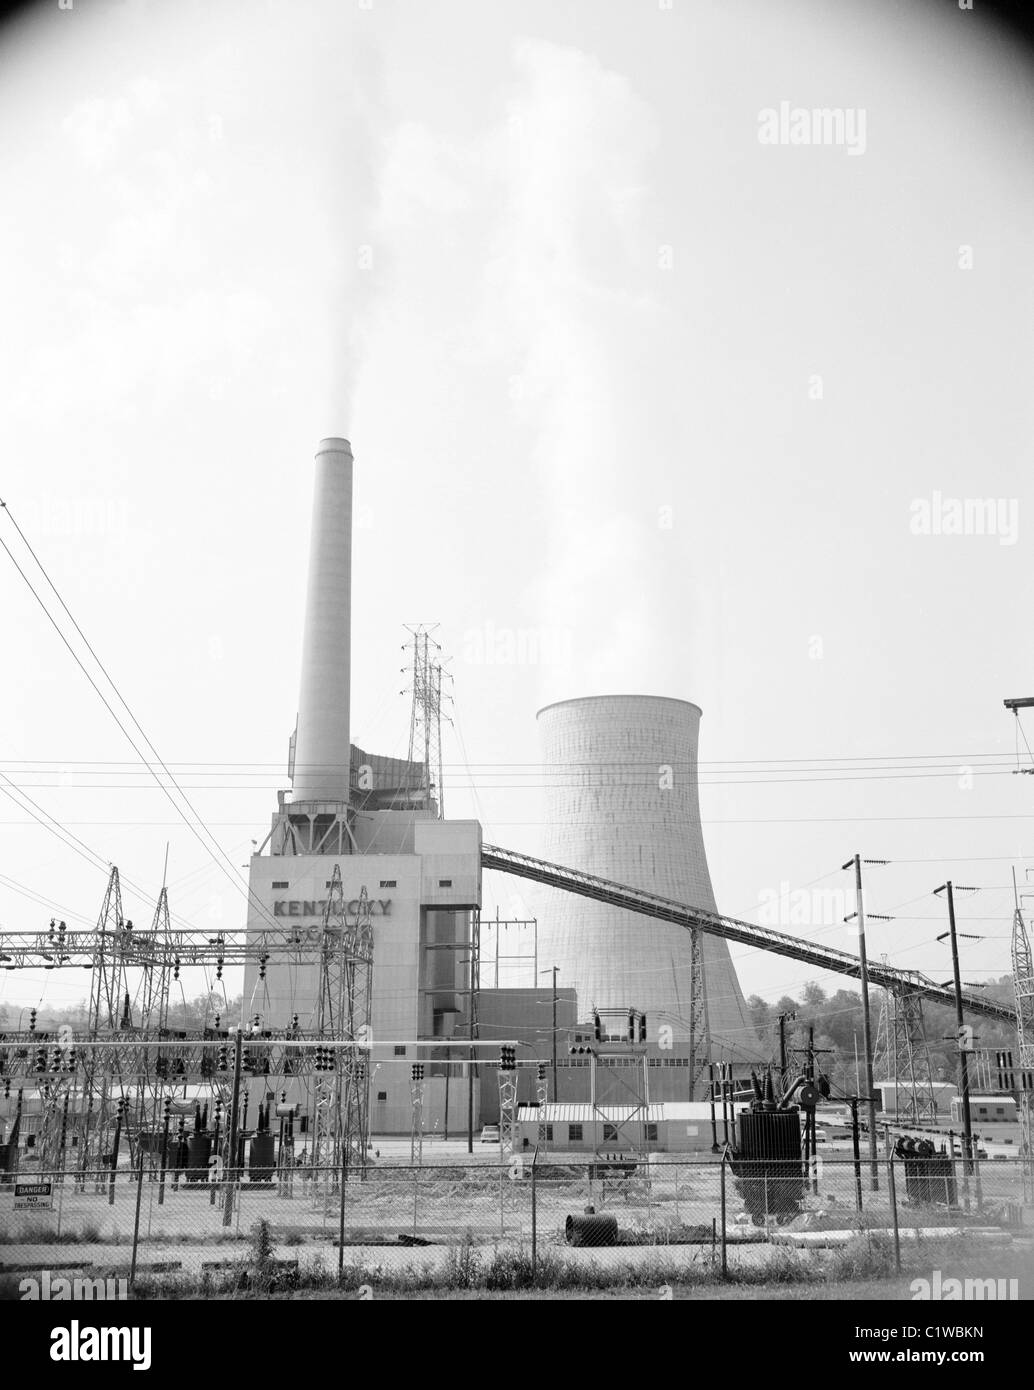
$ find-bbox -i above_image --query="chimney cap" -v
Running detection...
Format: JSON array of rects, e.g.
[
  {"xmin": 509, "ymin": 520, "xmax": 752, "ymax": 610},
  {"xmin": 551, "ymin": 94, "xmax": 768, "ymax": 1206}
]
[{"xmin": 316, "ymin": 437, "xmax": 352, "ymax": 456}]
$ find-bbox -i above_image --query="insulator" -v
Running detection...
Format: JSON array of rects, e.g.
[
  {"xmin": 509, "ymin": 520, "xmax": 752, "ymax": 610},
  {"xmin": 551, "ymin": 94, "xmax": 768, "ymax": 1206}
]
[{"xmin": 29, "ymin": 1009, "xmax": 37, "ymax": 1034}]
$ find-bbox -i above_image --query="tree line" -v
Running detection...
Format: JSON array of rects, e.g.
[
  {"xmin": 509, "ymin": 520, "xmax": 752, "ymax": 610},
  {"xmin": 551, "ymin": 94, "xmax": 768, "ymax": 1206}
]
[{"xmin": 745, "ymin": 977, "xmax": 1018, "ymax": 1099}]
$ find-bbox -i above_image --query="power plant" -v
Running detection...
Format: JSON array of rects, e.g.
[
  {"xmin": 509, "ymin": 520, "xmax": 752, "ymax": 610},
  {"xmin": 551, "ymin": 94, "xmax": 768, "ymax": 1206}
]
[{"xmin": 0, "ymin": 435, "xmax": 1028, "ymax": 1202}]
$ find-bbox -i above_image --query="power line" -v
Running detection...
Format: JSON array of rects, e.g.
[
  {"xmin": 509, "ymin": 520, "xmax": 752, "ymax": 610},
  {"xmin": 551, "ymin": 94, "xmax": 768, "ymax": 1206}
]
[{"xmin": 0, "ymin": 501, "xmax": 281, "ymax": 935}]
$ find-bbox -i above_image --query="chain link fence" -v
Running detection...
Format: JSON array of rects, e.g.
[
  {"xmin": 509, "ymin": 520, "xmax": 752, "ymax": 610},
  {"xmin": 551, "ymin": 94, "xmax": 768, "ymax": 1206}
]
[{"xmin": 1, "ymin": 1154, "xmax": 1031, "ymax": 1295}]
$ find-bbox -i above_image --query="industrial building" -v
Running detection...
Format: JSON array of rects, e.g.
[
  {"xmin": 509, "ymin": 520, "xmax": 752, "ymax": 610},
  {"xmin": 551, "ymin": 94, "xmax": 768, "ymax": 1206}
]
[
  {"xmin": 876, "ymin": 1080, "xmax": 957, "ymax": 1118},
  {"xmin": 514, "ymin": 1101, "xmax": 745, "ymax": 1155}
]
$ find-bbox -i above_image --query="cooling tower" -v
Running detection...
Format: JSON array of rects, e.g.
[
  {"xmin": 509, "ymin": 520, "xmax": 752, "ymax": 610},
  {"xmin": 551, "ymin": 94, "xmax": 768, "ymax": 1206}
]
[
  {"xmin": 291, "ymin": 438, "xmax": 353, "ymax": 804},
  {"xmin": 537, "ymin": 694, "xmax": 758, "ymax": 1069}
]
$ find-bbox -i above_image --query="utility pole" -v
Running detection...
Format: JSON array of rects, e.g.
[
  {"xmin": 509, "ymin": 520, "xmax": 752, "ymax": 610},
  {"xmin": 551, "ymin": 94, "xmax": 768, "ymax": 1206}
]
[
  {"xmin": 843, "ymin": 854, "xmax": 888, "ymax": 1191},
  {"xmin": 777, "ymin": 1010, "xmax": 796, "ymax": 1093},
  {"xmin": 935, "ymin": 881, "xmax": 976, "ymax": 1174}
]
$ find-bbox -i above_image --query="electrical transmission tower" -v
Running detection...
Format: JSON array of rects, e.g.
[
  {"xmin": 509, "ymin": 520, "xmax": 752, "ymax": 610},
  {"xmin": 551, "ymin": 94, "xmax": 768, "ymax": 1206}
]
[
  {"xmin": 313, "ymin": 868, "xmax": 374, "ymax": 1174},
  {"xmin": 872, "ymin": 975, "xmax": 938, "ymax": 1124},
  {"xmin": 535, "ymin": 1062, "xmax": 549, "ymax": 1153},
  {"xmin": 88, "ymin": 866, "xmax": 132, "ymax": 1034},
  {"xmin": 402, "ymin": 623, "xmax": 450, "ymax": 817},
  {"xmin": 140, "ymin": 884, "xmax": 173, "ymax": 1035},
  {"xmin": 497, "ymin": 1045, "xmax": 519, "ymax": 1161},
  {"xmin": 410, "ymin": 1063, "xmax": 425, "ymax": 1164},
  {"xmin": 688, "ymin": 928, "xmax": 712, "ymax": 1100},
  {"xmin": 1011, "ymin": 874, "xmax": 1034, "ymax": 1191}
]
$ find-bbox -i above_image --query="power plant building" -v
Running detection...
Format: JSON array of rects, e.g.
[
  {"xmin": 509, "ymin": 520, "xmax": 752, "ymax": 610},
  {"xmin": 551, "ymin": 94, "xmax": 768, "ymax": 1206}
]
[{"xmin": 242, "ymin": 439, "xmax": 482, "ymax": 1135}]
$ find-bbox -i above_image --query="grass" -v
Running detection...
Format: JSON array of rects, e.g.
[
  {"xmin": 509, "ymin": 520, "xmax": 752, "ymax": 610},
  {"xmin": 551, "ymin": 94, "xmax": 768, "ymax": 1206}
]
[
  {"xmin": 121, "ymin": 1238, "xmax": 898, "ymax": 1300},
  {"xmin": 13, "ymin": 1233, "xmax": 1028, "ymax": 1300}
]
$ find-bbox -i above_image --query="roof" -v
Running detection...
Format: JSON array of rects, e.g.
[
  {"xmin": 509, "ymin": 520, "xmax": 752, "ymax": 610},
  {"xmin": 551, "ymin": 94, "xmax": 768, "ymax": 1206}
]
[{"xmin": 516, "ymin": 1102, "xmax": 745, "ymax": 1123}]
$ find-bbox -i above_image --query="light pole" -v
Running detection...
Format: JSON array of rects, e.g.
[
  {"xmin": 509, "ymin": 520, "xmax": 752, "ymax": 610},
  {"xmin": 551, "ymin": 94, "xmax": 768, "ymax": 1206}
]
[{"xmin": 539, "ymin": 966, "xmax": 559, "ymax": 1101}]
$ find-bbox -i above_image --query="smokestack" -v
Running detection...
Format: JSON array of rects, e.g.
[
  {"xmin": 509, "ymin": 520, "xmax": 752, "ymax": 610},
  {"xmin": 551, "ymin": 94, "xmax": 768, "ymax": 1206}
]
[{"xmin": 291, "ymin": 437, "xmax": 353, "ymax": 804}]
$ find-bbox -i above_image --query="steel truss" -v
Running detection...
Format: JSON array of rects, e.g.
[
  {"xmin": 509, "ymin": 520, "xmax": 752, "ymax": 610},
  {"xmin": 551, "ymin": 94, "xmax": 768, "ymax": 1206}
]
[{"xmin": 481, "ymin": 844, "xmax": 1014, "ymax": 1023}]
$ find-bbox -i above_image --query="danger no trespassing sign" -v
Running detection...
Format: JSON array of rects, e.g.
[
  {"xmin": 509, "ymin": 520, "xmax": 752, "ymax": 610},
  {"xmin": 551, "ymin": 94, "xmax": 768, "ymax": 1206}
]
[{"xmin": 13, "ymin": 1181, "xmax": 53, "ymax": 1211}]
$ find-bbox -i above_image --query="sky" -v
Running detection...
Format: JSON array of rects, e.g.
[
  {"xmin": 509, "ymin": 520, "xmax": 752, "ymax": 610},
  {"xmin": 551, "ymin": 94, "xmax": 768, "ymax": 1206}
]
[{"xmin": 1, "ymin": 0, "xmax": 1032, "ymax": 1023}]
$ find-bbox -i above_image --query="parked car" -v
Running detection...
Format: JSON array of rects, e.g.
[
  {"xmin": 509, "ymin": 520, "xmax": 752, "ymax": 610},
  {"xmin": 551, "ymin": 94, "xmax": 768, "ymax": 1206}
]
[{"xmin": 480, "ymin": 1125, "xmax": 500, "ymax": 1144}]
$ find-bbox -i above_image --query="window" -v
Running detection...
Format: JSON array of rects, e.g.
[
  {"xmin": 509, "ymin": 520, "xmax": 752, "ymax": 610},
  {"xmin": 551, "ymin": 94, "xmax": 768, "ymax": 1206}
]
[
  {"xmin": 603, "ymin": 1124, "xmax": 619, "ymax": 1143},
  {"xmin": 995, "ymin": 1107, "xmax": 1005, "ymax": 1116},
  {"xmin": 545, "ymin": 1125, "xmax": 554, "ymax": 1142},
  {"xmin": 394, "ymin": 1045, "xmax": 407, "ymax": 1056},
  {"xmin": 377, "ymin": 1091, "xmax": 387, "ymax": 1102},
  {"xmin": 380, "ymin": 879, "xmax": 397, "ymax": 888},
  {"xmin": 568, "ymin": 1124, "xmax": 583, "ymax": 1143},
  {"xmin": 272, "ymin": 881, "xmax": 289, "ymax": 889},
  {"xmin": 645, "ymin": 1123, "xmax": 658, "ymax": 1143},
  {"xmin": 438, "ymin": 878, "xmax": 453, "ymax": 887}
]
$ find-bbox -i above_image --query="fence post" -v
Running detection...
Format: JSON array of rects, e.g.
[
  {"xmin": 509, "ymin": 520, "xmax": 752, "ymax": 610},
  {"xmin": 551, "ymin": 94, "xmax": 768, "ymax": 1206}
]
[
  {"xmin": 531, "ymin": 1151, "xmax": 538, "ymax": 1281},
  {"xmin": 720, "ymin": 1153, "xmax": 728, "ymax": 1280},
  {"xmin": 887, "ymin": 1155, "xmax": 901, "ymax": 1274},
  {"xmin": 130, "ymin": 1149, "xmax": 145, "ymax": 1292}
]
